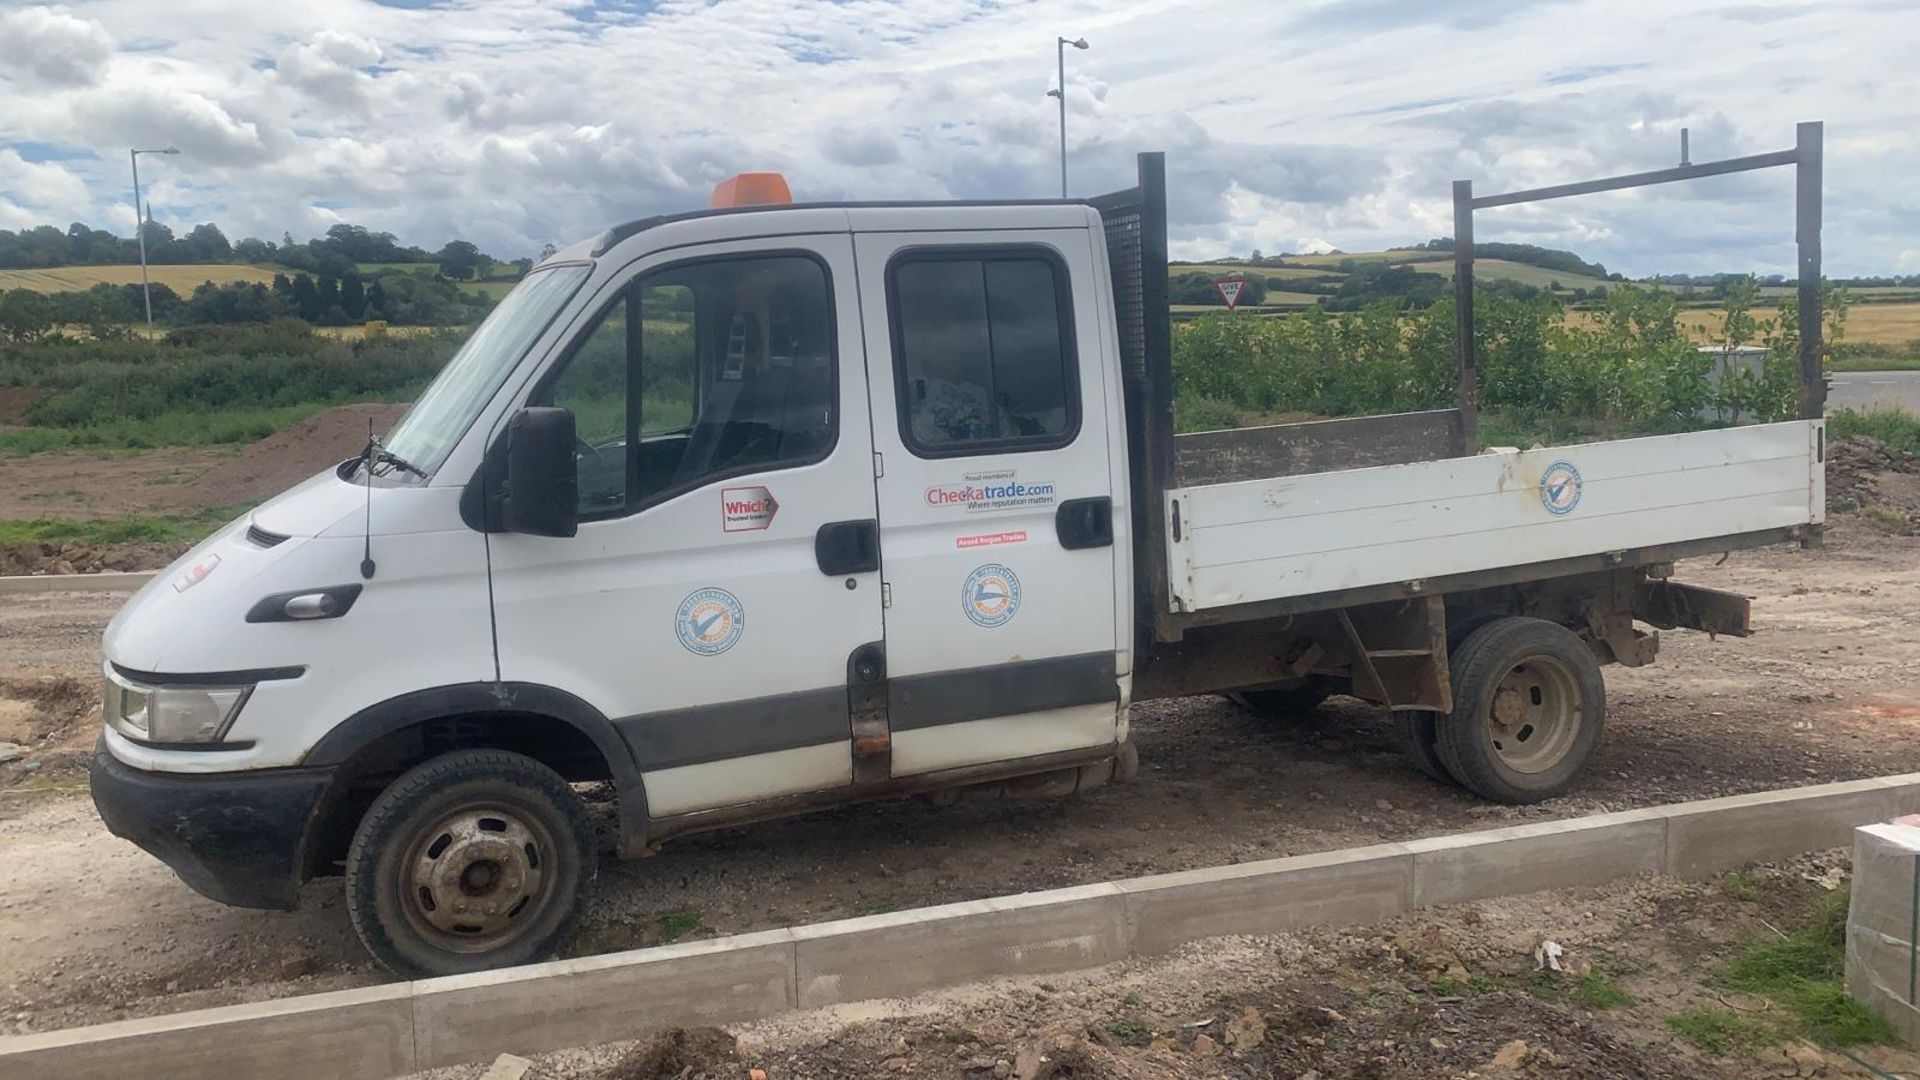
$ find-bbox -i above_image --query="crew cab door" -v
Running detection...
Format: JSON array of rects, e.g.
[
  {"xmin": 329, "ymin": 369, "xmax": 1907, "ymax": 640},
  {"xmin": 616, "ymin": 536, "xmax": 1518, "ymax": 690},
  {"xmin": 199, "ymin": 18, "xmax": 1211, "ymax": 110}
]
[
  {"xmin": 487, "ymin": 235, "xmax": 884, "ymax": 818},
  {"xmin": 853, "ymin": 227, "xmax": 1124, "ymax": 777}
]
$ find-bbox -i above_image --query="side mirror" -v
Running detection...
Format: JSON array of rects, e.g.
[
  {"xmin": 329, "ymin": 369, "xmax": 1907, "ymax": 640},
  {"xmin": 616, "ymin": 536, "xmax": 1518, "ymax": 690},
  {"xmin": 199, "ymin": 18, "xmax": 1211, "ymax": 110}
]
[{"xmin": 503, "ymin": 407, "xmax": 578, "ymax": 537}]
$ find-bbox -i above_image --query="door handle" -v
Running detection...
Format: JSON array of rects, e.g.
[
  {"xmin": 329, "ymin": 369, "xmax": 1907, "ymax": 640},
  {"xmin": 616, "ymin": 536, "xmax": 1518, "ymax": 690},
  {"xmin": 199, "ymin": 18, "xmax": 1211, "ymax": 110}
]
[
  {"xmin": 1055, "ymin": 497, "xmax": 1113, "ymax": 550},
  {"xmin": 816, "ymin": 519, "xmax": 880, "ymax": 575}
]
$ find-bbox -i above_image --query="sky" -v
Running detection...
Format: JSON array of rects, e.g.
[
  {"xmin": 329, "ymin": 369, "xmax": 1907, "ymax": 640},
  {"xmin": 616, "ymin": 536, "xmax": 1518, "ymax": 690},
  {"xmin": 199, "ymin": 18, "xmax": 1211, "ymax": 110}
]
[{"xmin": 0, "ymin": 0, "xmax": 1914, "ymax": 276}]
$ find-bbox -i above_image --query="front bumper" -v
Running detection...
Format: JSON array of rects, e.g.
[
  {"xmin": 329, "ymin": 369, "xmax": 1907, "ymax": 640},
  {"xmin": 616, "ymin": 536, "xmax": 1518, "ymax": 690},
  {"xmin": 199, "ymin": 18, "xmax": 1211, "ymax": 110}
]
[{"xmin": 90, "ymin": 738, "xmax": 333, "ymax": 910}]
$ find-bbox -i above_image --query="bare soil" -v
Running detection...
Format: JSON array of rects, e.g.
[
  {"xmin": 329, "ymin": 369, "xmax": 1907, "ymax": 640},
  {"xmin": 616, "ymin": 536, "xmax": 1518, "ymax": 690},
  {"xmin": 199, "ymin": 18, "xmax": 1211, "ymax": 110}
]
[
  {"xmin": 0, "ymin": 520, "xmax": 1916, "ymax": 1044},
  {"xmin": 0, "ymin": 402, "xmax": 409, "ymax": 575},
  {"xmin": 422, "ymin": 853, "xmax": 1920, "ymax": 1079}
]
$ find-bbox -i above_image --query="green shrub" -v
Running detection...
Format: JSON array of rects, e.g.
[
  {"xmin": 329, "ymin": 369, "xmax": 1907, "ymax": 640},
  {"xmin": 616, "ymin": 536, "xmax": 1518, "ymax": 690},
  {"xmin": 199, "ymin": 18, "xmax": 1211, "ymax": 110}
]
[
  {"xmin": 1829, "ymin": 407, "xmax": 1920, "ymax": 457},
  {"xmin": 1169, "ymin": 281, "xmax": 1851, "ymax": 432}
]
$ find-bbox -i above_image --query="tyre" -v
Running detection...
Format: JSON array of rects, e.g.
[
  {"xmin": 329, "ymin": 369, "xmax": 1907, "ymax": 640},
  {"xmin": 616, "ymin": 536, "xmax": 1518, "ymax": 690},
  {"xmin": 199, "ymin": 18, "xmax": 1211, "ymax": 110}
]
[
  {"xmin": 1434, "ymin": 617, "xmax": 1606, "ymax": 804},
  {"xmin": 1227, "ymin": 680, "xmax": 1333, "ymax": 720},
  {"xmin": 345, "ymin": 749, "xmax": 595, "ymax": 978},
  {"xmin": 1395, "ymin": 708, "xmax": 1454, "ymax": 784}
]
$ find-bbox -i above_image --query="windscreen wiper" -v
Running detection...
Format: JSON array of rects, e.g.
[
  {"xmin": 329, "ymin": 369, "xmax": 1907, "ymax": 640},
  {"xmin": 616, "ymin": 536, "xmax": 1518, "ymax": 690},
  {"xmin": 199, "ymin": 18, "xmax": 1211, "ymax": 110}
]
[{"xmin": 368, "ymin": 445, "xmax": 427, "ymax": 479}]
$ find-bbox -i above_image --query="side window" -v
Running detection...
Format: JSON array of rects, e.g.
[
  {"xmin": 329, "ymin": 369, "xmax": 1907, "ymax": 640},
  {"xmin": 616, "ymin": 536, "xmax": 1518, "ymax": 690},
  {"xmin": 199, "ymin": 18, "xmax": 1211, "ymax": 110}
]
[
  {"xmin": 890, "ymin": 250, "xmax": 1077, "ymax": 456},
  {"xmin": 545, "ymin": 295, "xmax": 630, "ymax": 515},
  {"xmin": 534, "ymin": 254, "xmax": 836, "ymax": 518}
]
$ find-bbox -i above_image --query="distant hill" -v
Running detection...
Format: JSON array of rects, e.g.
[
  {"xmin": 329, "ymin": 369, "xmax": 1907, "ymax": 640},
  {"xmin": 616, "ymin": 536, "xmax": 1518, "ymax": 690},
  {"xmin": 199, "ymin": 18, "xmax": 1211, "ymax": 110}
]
[{"xmin": 1170, "ymin": 245, "xmax": 1614, "ymax": 312}]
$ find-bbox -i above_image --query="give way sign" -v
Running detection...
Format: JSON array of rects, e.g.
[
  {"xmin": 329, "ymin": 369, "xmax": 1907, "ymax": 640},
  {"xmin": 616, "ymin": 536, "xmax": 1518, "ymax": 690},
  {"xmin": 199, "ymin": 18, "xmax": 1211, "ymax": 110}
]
[{"xmin": 1214, "ymin": 277, "xmax": 1246, "ymax": 310}]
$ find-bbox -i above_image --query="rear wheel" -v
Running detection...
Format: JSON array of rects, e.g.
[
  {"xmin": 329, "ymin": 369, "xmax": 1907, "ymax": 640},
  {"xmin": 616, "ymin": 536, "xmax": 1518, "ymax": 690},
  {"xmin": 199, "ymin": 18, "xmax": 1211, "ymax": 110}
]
[
  {"xmin": 345, "ymin": 749, "xmax": 594, "ymax": 978},
  {"xmin": 1435, "ymin": 617, "xmax": 1606, "ymax": 804},
  {"xmin": 1396, "ymin": 708, "xmax": 1454, "ymax": 783},
  {"xmin": 1227, "ymin": 679, "xmax": 1334, "ymax": 720}
]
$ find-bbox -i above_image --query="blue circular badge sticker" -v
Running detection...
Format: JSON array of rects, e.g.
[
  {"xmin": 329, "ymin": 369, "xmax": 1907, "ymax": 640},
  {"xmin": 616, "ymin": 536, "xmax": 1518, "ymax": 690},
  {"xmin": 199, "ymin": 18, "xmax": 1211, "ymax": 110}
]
[
  {"xmin": 675, "ymin": 587, "xmax": 745, "ymax": 655},
  {"xmin": 1539, "ymin": 460, "xmax": 1583, "ymax": 516},
  {"xmin": 962, "ymin": 564, "xmax": 1021, "ymax": 628}
]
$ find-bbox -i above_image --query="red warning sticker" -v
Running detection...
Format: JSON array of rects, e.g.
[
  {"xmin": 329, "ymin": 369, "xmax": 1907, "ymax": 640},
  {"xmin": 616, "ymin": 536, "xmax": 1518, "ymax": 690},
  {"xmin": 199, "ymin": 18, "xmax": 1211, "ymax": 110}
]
[
  {"xmin": 722, "ymin": 486, "xmax": 778, "ymax": 532},
  {"xmin": 955, "ymin": 530, "xmax": 1028, "ymax": 549}
]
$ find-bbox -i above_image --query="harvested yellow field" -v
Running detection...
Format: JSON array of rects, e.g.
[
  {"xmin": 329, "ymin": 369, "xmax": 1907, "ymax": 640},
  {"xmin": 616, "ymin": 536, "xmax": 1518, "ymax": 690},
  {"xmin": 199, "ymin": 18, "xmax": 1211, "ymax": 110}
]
[
  {"xmin": 0, "ymin": 264, "xmax": 282, "ymax": 293},
  {"xmin": 1568, "ymin": 301, "xmax": 1920, "ymax": 347}
]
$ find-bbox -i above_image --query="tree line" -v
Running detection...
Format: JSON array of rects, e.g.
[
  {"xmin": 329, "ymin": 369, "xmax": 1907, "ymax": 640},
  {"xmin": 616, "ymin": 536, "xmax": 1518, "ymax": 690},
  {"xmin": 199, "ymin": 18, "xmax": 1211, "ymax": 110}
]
[
  {"xmin": 0, "ymin": 221, "xmax": 524, "ymax": 283},
  {"xmin": 0, "ymin": 267, "xmax": 494, "ymax": 343}
]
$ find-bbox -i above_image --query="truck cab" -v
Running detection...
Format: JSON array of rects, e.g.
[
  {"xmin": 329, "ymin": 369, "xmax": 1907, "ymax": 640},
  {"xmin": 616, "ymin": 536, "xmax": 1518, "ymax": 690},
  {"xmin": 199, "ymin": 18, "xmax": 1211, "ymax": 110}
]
[{"xmin": 92, "ymin": 182, "xmax": 1141, "ymax": 978}]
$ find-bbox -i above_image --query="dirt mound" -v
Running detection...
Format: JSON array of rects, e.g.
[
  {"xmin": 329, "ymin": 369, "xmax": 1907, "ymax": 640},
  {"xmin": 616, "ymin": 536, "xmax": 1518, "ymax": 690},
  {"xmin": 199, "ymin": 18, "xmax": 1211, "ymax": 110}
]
[
  {"xmin": 0, "ymin": 387, "xmax": 38, "ymax": 425},
  {"xmin": 0, "ymin": 539, "xmax": 187, "ymax": 576},
  {"xmin": 1828, "ymin": 435, "xmax": 1920, "ymax": 532},
  {"xmin": 177, "ymin": 403, "xmax": 411, "ymax": 507},
  {"xmin": 179, "ymin": 402, "xmax": 411, "ymax": 505},
  {"xmin": 604, "ymin": 1027, "xmax": 740, "ymax": 1079}
]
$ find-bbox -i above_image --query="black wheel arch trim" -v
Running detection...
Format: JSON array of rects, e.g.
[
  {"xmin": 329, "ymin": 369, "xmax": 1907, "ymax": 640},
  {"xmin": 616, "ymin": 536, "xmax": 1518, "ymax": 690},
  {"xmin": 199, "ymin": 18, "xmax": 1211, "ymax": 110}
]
[
  {"xmin": 302, "ymin": 681, "xmax": 649, "ymax": 843},
  {"xmin": 112, "ymin": 662, "xmax": 306, "ymax": 686}
]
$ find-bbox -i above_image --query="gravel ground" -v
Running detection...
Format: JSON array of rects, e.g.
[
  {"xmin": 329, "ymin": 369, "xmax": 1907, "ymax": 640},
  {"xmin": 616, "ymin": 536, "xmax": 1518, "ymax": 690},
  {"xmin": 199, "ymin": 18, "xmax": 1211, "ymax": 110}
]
[
  {"xmin": 420, "ymin": 853, "xmax": 1920, "ymax": 1079},
  {"xmin": 0, "ymin": 522, "xmax": 1916, "ymax": 1038}
]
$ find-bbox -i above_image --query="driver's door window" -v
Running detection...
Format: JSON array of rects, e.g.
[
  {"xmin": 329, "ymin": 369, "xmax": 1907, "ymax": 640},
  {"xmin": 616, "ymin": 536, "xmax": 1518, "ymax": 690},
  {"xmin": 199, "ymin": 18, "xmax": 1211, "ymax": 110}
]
[
  {"xmin": 545, "ymin": 293, "xmax": 631, "ymax": 516},
  {"xmin": 534, "ymin": 255, "xmax": 836, "ymax": 520}
]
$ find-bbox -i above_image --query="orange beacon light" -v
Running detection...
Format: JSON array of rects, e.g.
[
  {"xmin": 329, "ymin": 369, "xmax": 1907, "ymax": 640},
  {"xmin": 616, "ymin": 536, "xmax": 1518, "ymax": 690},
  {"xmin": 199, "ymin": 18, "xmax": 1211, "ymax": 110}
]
[{"xmin": 710, "ymin": 172, "xmax": 793, "ymax": 208}]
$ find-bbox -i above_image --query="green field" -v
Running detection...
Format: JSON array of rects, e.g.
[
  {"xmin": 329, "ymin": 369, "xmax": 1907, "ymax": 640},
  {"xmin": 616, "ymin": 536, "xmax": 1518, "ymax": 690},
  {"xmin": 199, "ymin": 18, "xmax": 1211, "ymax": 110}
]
[
  {"xmin": 1172, "ymin": 263, "xmax": 1338, "ymax": 282},
  {"xmin": 354, "ymin": 261, "xmax": 438, "ymax": 277},
  {"xmin": 1267, "ymin": 248, "xmax": 1439, "ymax": 268},
  {"xmin": 1400, "ymin": 257, "xmax": 1615, "ymax": 291}
]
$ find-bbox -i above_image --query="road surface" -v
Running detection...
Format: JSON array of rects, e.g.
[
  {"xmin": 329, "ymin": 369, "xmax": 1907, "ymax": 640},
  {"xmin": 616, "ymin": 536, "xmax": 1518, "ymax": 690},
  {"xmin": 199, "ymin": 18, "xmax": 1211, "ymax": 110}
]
[{"xmin": 1831, "ymin": 370, "xmax": 1920, "ymax": 413}]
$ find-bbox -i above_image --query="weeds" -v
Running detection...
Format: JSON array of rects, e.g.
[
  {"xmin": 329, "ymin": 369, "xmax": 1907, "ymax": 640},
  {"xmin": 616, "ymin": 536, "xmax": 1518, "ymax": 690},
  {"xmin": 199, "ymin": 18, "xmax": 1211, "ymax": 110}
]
[
  {"xmin": 1829, "ymin": 407, "xmax": 1920, "ymax": 457},
  {"xmin": 653, "ymin": 909, "xmax": 706, "ymax": 943},
  {"xmin": 1667, "ymin": 1006, "xmax": 1774, "ymax": 1055},
  {"xmin": 1723, "ymin": 870, "xmax": 1764, "ymax": 902},
  {"xmin": 1103, "ymin": 1017, "xmax": 1150, "ymax": 1044},
  {"xmin": 1711, "ymin": 889, "xmax": 1896, "ymax": 1049}
]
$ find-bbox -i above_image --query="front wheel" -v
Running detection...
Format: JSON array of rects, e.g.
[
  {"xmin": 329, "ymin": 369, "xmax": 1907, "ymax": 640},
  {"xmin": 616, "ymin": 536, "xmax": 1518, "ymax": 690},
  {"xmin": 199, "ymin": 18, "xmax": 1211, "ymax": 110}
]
[
  {"xmin": 345, "ymin": 749, "xmax": 595, "ymax": 978},
  {"xmin": 1435, "ymin": 617, "xmax": 1606, "ymax": 804}
]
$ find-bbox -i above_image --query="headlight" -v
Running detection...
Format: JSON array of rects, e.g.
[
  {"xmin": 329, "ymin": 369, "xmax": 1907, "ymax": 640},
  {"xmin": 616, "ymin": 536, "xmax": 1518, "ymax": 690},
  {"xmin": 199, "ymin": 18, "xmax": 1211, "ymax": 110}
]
[{"xmin": 103, "ymin": 667, "xmax": 252, "ymax": 744}]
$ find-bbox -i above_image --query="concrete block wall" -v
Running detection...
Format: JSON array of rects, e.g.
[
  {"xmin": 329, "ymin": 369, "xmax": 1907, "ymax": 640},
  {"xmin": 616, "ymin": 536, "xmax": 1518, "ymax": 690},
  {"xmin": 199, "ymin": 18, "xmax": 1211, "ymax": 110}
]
[{"xmin": 6, "ymin": 772, "xmax": 1918, "ymax": 1079}]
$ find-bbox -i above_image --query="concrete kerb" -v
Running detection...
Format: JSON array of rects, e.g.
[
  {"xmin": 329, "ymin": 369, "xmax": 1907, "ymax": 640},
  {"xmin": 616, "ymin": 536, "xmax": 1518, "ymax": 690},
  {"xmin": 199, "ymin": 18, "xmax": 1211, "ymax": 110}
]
[
  {"xmin": 0, "ymin": 571, "xmax": 153, "ymax": 595},
  {"xmin": 6, "ymin": 772, "xmax": 1920, "ymax": 1079}
]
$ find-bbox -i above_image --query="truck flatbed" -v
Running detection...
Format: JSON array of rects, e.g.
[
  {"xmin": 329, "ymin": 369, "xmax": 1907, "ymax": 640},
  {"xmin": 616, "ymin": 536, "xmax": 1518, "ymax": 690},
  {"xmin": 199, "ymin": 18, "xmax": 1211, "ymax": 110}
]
[{"xmin": 1164, "ymin": 418, "xmax": 1825, "ymax": 614}]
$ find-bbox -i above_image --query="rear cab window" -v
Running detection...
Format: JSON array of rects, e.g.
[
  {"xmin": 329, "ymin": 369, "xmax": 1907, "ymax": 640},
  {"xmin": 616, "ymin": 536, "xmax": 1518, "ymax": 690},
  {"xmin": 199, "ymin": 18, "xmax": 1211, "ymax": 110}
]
[{"xmin": 886, "ymin": 247, "xmax": 1079, "ymax": 458}]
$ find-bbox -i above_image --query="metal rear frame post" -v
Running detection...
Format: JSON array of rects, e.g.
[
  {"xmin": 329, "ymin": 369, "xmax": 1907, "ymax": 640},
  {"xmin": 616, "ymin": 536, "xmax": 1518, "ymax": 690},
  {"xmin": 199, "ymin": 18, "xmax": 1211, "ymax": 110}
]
[{"xmin": 1452, "ymin": 120, "xmax": 1826, "ymax": 444}]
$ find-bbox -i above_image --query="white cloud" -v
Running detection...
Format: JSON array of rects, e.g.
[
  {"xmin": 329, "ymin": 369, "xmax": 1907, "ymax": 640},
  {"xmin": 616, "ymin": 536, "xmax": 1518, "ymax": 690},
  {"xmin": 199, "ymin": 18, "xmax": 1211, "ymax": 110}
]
[
  {"xmin": 276, "ymin": 30, "xmax": 384, "ymax": 112},
  {"xmin": 0, "ymin": 5, "xmax": 114, "ymax": 89},
  {"xmin": 0, "ymin": 0, "xmax": 1910, "ymax": 274},
  {"xmin": 0, "ymin": 149, "xmax": 90, "ymax": 213}
]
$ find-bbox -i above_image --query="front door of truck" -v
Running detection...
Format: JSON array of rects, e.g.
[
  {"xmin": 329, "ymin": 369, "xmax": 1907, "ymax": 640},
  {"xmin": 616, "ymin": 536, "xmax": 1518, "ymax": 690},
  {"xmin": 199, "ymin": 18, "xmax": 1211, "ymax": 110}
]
[
  {"xmin": 853, "ymin": 229, "xmax": 1123, "ymax": 777},
  {"xmin": 487, "ymin": 236, "xmax": 884, "ymax": 818}
]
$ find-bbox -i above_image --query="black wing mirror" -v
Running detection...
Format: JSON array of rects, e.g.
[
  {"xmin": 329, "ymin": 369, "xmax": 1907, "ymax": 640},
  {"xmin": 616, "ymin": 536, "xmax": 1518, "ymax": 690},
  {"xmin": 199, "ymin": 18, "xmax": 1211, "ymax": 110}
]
[{"xmin": 503, "ymin": 407, "xmax": 578, "ymax": 537}]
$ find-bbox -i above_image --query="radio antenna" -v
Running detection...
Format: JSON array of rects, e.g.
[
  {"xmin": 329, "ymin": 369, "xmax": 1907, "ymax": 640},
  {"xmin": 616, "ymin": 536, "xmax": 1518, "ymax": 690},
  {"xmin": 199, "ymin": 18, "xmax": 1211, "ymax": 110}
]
[{"xmin": 360, "ymin": 417, "xmax": 377, "ymax": 580}]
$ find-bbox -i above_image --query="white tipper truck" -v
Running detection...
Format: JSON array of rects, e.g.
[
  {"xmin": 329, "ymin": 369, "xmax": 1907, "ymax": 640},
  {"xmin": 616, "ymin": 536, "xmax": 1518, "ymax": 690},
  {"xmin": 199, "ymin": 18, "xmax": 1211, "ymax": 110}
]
[{"xmin": 91, "ymin": 155, "xmax": 1826, "ymax": 976}]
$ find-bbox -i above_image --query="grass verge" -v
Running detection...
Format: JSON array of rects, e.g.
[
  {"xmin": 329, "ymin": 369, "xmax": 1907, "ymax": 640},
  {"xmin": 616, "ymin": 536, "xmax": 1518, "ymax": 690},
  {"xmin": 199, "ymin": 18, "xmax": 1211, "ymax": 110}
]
[
  {"xmin": 0, "ymin": 404, "xmax": 330, "ymax": 455},
  {"xmin": 0, "ymin": 504, "xmax": 253, "ymax": 548}
]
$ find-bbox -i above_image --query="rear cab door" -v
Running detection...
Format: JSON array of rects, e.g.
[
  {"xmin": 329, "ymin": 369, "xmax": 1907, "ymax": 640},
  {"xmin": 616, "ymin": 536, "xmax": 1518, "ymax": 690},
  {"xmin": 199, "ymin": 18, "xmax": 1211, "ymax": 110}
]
[{"xmin": 851, "ymin": 207, "xmax": 1132, "ymax": 777}]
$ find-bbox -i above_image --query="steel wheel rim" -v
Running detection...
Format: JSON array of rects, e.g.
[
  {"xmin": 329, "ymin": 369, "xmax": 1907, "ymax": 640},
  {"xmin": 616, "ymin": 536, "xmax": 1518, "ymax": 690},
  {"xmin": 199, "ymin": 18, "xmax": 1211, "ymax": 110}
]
[
  {"xmin": 399, "ymin": 802, "xmax": 557, "ymax": 953},
  {"xmin": 1483, "ymin": 655, "xmax": 1582, "ymax": 774}
]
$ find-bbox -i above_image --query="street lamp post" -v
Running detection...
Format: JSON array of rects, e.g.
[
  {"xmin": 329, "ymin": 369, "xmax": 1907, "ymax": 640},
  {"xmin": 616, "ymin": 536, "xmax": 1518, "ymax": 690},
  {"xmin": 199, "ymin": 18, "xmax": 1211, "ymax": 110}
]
[
  {"xmin": 1046, "ymin": 36, "xmax": 1089, "ymax": 197},
  {"xmin": 129, "ymin": 146, "xmax": 180, "ymax": 334}
]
